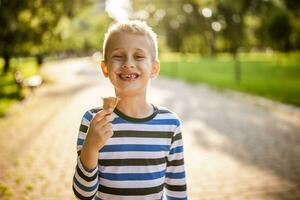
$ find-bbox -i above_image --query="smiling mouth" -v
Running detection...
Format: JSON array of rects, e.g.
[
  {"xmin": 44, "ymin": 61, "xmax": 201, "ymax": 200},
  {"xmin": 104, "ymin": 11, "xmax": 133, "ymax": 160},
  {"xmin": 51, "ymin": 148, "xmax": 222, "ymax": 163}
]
[{"xmin": 118, "ymin": 73, "xmax": 140, "ymax": 81}]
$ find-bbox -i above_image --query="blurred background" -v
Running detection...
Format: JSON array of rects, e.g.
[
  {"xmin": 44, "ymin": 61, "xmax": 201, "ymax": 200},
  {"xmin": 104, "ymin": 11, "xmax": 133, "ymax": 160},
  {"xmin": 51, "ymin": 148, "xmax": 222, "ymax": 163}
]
[{"xmin": 0, "ymin": 0, "xmax": 300, "ymax": 199}]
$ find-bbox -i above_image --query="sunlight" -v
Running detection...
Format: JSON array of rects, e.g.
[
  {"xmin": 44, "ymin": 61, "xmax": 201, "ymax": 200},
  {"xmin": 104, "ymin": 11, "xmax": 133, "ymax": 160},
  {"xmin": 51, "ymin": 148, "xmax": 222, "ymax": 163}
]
[{"xmin": 105, "ymin": 0, "xmax": 131, "ymax": 22}]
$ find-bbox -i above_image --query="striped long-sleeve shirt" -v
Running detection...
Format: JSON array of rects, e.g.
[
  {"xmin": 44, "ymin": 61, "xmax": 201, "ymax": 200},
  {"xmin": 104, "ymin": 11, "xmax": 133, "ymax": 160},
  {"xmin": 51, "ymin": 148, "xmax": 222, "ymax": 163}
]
[{"xmin": 73, "ymin": 105, "xmax": 187, "ymax": 200}]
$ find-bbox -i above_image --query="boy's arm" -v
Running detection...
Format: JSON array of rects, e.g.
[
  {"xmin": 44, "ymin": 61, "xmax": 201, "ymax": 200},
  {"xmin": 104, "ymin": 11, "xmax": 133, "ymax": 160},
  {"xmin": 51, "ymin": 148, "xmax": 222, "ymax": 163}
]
[
  {"xmin": 165, "ymin": 123, "xmax": 188, "ymax": 200},
  {"xmin": 72, "ymin": 111, "xmax": 99, "ymax": 200}
]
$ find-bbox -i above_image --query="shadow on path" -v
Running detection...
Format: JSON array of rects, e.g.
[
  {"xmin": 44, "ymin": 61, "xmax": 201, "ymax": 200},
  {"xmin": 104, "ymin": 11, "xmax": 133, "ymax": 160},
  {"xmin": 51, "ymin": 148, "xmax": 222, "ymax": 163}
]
[{"xmin": 151, "ymin": 78, "xmax": 300, "ymax": 199}]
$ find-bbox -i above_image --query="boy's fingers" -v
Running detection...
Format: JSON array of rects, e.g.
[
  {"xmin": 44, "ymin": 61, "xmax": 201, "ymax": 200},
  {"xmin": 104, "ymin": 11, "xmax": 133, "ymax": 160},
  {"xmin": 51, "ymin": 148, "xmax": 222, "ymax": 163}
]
[
  {"xmin": 93, "ymin": 109, "xmax": 113, "ymax": 122},
  {"xmin": 95, "ymin": 114, "xmax": 113, "ymax": 126},
  {"xmin": 104, "ymin": 130, "xmax": 114, "ymax": 138},
  {"xmin": 99, "ymin": 123, "xmax": 113, "ymax": 133}
]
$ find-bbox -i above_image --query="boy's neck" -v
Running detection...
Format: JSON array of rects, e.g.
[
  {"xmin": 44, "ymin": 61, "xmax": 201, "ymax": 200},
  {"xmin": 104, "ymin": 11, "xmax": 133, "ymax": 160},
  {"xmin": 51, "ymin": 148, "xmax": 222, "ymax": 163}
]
[{"xmin": 115, "ymin": 95, "xmax": 153, "ymax": 119}]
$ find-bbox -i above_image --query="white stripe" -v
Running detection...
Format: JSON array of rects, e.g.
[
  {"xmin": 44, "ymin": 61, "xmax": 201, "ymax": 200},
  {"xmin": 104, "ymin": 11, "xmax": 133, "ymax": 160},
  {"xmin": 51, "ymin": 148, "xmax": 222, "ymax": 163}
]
[
  {"xmin": 166, "ymin": 165, "xmax": 185, "ymax": 173},
  {"xmin": 81, "ymin": 118, "xmax": 90, "ymax": 126},
  {"xmin": 77, "ymin": 145, "xmax": 83, "ymax": 152},
  {"xmin": 156, "ymin": 105, "xmax": 174, "ymax": 113},
  {"xmin": 106, "ymin": 137, "xmax": 171, "ymax": 145},
  {"xmin": 96, "ymin": 190, "xmax": 164, "ymax": 200},
  {"xmin": 165, "ymin": 188, "xmax": 187, "ymax": 198},
  {"xmin": 174, "ymin": 128, "xmax": 181, "ymax": 135},
  {"xmin": 113, "ymin": 123, "xmax": 177, "ymax": 132},
  {"xmin": 74, "ymin": 170, "xmax": 98, "ymax": 187},
  {"xmin": 99, "ymin": 177, "xmax": 165, "ymax": 188},
  {"xmin": 165, "ymin": 177, "xmax": 186, "ymax": 185},
  {"xmin": 78, "ymin": 131, "xmax": 87, "ymax": 140},
  {"xmin": 154, "ymin": 113, "xmax": 178, "ymax": 119},
  {"xmin": 73, "ymin": 180, "xmax": 97, "ymax": 198},
  {"xmin": 99, "ymin": 151, "xmax": 168, "ymax": 160},
  {"xmin": 171, "ymin": 139, "xmax": 183, "ymax": 148},
  {"xmin": 99, "ymin": 163, "xmax": 167, "ymax": 173},
  {"xmin": 168, "ymin": 152, "xmax": 184, "ymax": 161}
]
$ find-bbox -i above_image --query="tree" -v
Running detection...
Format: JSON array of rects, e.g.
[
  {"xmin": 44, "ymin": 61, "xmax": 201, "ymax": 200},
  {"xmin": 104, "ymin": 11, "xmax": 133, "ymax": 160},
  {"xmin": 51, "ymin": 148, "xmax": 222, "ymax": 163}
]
[
  {"xmin": 267, "ymin": 11, "xmax": 291, "ymax": 51},
  {"xmin": 0, "ymin": 0, "xmax": 89, "ymax": 74}
]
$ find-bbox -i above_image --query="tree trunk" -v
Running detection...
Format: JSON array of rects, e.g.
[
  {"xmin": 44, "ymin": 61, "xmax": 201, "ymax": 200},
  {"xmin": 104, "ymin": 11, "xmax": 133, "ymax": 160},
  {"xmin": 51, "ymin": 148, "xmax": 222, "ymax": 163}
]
[
  {"xmin": 36, "ymin": 54, "xmax": 44, "ymax": 68},
  {"xmin": 233, "ymin": 53, "xmax": 241, "ymax": 83},
  {"xmin": 3, "ymin": 54, "xmax": 10, "ymax": 74}
]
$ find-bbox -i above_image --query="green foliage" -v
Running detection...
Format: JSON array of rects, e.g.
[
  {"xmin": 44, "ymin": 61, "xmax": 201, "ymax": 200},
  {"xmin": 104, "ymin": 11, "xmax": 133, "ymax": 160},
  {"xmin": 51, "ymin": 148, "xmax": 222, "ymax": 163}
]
[
  {"xmin": 0, "ymin": 57, "xmax": 38, "ymax": 117},
  {"xmin": 0, "ymin": 0, "xmax": 94, "ymax": 73},
  {"xmin": 181, "ymin": 35, "xmax": 209, "ymax": 54},
  {"xmin": 267, "ymin": 11, "xmax": 292, "ymax": 51},
  {"xmin": 52, "ymin": 6, "xmax": 111, "ymax": 53},
  {"xmin": 0, "ymin": 0, "xmax": 81, "ymax": 55},
  {"xmin": 132, "ymin": 0, "xmax": 300, "ymax": 54}
]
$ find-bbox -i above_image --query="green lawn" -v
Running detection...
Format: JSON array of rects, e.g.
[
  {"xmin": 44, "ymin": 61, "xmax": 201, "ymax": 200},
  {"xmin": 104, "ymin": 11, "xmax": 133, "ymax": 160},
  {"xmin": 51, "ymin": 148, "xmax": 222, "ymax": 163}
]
[
  {"xmin": 0, "ymin": 57, "xmax": 39, "ymax": 117},
  {"xmin": 160, "ymin": 52, "xmax": 300, "ymax": 106}
]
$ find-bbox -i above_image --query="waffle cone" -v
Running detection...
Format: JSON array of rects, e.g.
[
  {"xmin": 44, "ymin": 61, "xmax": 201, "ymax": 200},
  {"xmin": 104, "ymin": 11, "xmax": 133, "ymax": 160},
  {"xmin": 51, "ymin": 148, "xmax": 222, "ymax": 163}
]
[{"xmin": 102, "ymin": 97, "xmax": 120, "ymax": 110}]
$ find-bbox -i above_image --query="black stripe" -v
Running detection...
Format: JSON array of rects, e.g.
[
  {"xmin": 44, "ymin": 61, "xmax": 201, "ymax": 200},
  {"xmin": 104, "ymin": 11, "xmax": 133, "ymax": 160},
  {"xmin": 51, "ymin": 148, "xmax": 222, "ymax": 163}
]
[
  {"xmin": 167, "ymin": 159, "xmax": 184, "ymax": 167},
  {"xmin": 99, "ymin": 157, "xmax": 167, "ymax": 166},
  {"xmin": 80, "ymin": 124, "xmax": 88, "ymax": 133},
  {"xmin": 91, "ymin": 108, "xmax": 102, "ymax": 113},
  {"xmin": 73, "ymin": 185, "xmax": 95, "ymax": 200},
  {"xmin": 114, "ymin": 106, "xmax": 158, "ymax": 123},
  {"xmin": 173, "ymin": 132, "xmax": 182, "ymax": 142},
  {"xmin": 112, "ymin": 130, "xmax": 173, "ymax": 138},
  {"xmin": 77, "ymin": 150, "xmax": 81, "ymax": 156},
  {"xmin": 165, "ymin": 183, "xmax": 187, "ymax": 191},
  {"xmin": 98, "ymin": 184, "xmax": 164, "ymax": 195},
  {"xmin": 76, "ymin": 165, "xmax": 98, "ymax": 182}
]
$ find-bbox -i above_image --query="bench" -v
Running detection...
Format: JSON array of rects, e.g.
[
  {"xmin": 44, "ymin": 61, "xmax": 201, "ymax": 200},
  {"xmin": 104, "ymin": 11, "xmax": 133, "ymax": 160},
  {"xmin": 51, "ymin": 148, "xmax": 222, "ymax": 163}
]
[{"xmin": 13, "ymin": 70, "xmax": 43, "ymax": 96}]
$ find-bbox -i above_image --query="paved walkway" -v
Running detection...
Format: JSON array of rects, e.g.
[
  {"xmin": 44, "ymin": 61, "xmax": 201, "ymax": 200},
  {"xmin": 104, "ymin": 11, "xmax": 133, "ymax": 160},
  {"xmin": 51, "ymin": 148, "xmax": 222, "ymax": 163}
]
[{"xmin": 0, "ymin": 58, "xmax": 299, "ymax": 200}]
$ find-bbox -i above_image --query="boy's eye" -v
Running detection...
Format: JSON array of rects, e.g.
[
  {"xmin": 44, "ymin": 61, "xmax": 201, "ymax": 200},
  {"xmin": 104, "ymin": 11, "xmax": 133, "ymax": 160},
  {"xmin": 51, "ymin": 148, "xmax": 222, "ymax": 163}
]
[
  {"xmin": 113, "ymin": 55, "xmax": 123, "ymax": 59},
  {"xmin": 135, "ymin": 55, "xmax": 145, "ymax": 60}
]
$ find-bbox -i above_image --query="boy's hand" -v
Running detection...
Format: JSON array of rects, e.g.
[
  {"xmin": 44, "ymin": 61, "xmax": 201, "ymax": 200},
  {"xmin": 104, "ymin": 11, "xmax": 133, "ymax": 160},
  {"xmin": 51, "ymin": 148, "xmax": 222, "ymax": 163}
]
[{"xmin": 85, "ymin": 109, "xmax": 114, "ymax": 151}]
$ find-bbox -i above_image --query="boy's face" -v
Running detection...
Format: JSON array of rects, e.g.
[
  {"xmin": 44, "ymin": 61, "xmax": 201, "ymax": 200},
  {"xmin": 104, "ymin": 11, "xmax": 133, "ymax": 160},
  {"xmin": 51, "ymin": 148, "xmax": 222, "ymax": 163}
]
[{"xmin": 101, "ymin": 32, "xmax": 159, "ymax": 97}]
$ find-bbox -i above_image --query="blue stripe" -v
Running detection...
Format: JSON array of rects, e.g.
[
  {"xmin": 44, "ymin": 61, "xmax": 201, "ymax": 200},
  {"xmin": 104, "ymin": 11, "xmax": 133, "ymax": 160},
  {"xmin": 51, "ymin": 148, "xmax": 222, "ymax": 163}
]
[
  {"xmin": 170, "ymin": 146, "xmax": 183, "ymax": 155},
  {"xmin": 112, "ymin": 118, "xmax": 180, "ymax": 126},
  {"xmin": 83, "ymin": 111, "xmax": 93, "ymax": 122},
  {"xmin": 100, "ymin": 144, "xmax": 170, "ymax": 152},
  {"xmin": 73, "ymin": 176, "xmax": 98, "ymax": 192},
  {"xmin": 166, "ymin": 172, "xmax": 185, "ymax": 179},
  {"xmin": 77, "ymin": 138, "xmax": 84, "ymax": 146},
  {"xmin": 100, "ymin": 170, "xmax": 166, "ymax": 181},
  {"xmin": 166, "ymin": 195, "xmax": 187, "ymax": 200}
]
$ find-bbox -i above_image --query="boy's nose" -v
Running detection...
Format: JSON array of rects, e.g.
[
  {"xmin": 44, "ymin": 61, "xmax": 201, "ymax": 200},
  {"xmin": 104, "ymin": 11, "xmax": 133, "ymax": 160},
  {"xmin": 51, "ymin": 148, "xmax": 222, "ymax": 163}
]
[{"xmin": 122, "ymin": 58, "xmax": 135, "ymax": 69}]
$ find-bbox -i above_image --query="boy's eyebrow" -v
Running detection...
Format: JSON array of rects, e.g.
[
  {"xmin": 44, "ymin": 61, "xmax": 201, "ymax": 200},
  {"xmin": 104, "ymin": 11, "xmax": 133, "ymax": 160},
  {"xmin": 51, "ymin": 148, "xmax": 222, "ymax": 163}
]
[
  {"xmin": 110, "ymin": 48, "xmax": 146, "ymax": 53},
  {"xmin": 110, "ymin": 48, "xmax": 123, "ymax": 53},
  {"xmin": 134, "ymin": 48, "xmax": 146, "ymax": 53}
]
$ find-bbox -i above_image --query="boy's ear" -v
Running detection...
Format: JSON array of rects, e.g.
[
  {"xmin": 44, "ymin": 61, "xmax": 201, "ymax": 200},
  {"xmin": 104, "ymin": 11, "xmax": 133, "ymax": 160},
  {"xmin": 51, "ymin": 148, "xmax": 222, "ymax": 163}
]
[
  {"xmin": 100, "ymin": 60, "xmax": 109, "ymax": 77},
  {"xmin": 151, "ymin": 60, "xmax": 160, "ymax": 79}
]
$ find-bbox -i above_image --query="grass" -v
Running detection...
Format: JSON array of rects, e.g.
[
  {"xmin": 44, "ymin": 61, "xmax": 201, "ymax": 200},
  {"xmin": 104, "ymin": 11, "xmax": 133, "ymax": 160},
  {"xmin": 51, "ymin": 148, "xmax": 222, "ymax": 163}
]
[
  {"xmin": 0, "ymin": 57, "xmax": 39, "ymax": 117},
  {"xmin": 160, "ymin": 52, "xmax": 300, "ymax": 106}
]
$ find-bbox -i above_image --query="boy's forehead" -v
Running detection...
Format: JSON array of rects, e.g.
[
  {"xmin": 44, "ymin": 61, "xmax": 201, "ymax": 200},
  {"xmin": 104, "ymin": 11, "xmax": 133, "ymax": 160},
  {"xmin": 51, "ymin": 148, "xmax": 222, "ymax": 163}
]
[{"xmin": 107, "ymin": 32, "xmax": 152, "ymax": 53}]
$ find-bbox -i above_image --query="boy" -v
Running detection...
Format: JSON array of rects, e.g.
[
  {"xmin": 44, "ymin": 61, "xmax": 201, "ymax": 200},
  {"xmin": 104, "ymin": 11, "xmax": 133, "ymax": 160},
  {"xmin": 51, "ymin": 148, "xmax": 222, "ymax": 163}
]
[{"xmin": 72, "ymin": 20, "xmax": 187, "ymax": 200}]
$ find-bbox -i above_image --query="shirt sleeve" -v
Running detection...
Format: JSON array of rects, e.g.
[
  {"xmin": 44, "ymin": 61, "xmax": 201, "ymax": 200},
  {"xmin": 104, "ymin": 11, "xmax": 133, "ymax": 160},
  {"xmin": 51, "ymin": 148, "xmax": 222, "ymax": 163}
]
[
  {"xmin": 165, "ymin": 122, "xmax": 188, "ymax": 200},
  {"xmin": 72, "ymin": 110, "xmax": 99, "ymax": 200}
]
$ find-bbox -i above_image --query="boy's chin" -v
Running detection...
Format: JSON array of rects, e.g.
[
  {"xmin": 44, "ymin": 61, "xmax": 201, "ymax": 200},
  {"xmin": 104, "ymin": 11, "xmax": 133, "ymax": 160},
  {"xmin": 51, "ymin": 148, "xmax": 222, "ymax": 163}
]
[{"xmin": 115, "ymin": 88, "xmax": 146, "ymax": 97}]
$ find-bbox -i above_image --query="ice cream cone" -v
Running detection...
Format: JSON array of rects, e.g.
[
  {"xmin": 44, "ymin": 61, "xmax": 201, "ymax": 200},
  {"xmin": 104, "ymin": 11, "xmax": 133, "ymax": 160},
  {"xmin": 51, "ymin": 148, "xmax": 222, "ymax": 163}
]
[{"xmin": 102, "ymin": 97, "xmax": 120, "ymax": 110}]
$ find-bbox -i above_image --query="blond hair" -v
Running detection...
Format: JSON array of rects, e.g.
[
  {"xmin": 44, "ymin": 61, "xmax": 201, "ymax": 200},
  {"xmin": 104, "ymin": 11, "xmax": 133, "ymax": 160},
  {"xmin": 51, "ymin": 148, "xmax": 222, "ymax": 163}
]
[{"xmin": 102, "ymin": 20, "xmax": 158, "ymax": 62}]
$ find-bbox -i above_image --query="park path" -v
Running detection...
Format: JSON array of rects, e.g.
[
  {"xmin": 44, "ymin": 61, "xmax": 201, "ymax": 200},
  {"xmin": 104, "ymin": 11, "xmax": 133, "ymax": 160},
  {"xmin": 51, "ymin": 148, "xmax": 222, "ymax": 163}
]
[{"xmin": 0, "ymin": 57, "xmax": 300, "ymax": 200}]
